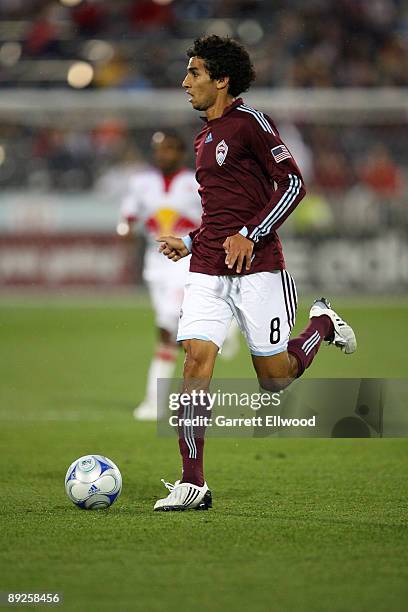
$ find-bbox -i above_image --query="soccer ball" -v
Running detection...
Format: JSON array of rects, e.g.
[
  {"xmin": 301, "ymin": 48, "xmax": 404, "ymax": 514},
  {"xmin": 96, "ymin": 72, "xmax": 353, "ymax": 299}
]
[{"xmin": 64, "ymin": 455, "xmax": 122, "ymax": 510}]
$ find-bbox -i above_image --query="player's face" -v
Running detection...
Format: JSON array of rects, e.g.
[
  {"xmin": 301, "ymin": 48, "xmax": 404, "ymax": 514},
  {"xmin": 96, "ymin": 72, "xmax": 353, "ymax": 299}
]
[
  {"xmin": 153, "ymin": 137, "xmax": 184, "ymax": 173},
  {"xmin": 182, "ymin": 57, "xmax": 218, "ymax": 111}
]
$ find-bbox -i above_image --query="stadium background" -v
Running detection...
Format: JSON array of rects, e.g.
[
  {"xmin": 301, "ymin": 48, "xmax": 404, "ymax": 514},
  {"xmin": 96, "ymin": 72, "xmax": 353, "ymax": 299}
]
[{"xmin": 1, "ymin": 2, "xmax": 407, "ymax": 611}]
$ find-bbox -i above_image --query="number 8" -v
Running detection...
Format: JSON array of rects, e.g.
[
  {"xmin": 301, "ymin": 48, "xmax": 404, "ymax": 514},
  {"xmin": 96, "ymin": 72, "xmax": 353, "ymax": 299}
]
[{"xmin": 269, "ymin": 317, "xmax": 281, "ymax": 344}]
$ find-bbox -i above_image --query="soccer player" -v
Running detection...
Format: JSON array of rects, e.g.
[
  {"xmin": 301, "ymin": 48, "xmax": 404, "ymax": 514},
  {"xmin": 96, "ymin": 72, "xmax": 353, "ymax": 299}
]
[
  {"xmin": 119, "ymin": 130, "xmax": 242, "ymax": 421},
  {"xmin": 154, "ymin": 35, "xmax": 356, "ymax": 511},
  {"xmin": 118, "ymin": 131, "xmax": 201, "ymax": 421}
]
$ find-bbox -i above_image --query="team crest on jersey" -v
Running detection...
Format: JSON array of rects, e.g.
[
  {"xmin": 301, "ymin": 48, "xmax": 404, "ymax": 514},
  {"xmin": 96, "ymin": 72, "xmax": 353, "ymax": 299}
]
[
  {"xmin": 215, "ymin": 140, "xmax": 228, "ymax": 166},
  {"xmin": 205, "ymin": 132, "xmax": 213, "ymax": 144}
]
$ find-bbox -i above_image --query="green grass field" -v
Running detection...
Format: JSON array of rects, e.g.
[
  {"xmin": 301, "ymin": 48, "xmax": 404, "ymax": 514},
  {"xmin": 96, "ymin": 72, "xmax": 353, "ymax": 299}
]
[{"xmin": 1, "ymin": 296, "xmax": 407, "ymax": 612}]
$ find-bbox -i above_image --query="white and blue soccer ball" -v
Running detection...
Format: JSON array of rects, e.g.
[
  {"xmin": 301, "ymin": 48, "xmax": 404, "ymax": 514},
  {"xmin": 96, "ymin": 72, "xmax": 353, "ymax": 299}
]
[{"xmin": 65, "ymin": 455, "xmax": 122, "ymax": 510}]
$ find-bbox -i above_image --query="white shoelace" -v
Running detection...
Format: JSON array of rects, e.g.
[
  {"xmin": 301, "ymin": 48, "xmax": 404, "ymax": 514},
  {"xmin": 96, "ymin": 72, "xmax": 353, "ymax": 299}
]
[{"xmin": 161, "ymin": 478, "xmax": 175, "ymax": 492}]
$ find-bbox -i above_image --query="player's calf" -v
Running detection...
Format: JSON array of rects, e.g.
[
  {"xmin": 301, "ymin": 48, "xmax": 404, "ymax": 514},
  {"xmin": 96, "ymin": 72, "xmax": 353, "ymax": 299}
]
[{"xmin": 251, "ymin": 350, "xmax": 298, "ymax": 392}]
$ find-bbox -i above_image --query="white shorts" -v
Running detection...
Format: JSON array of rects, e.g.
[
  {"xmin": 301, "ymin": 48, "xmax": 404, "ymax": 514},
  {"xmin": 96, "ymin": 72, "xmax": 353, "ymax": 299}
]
[{"xmin": 177, "ymin": 271, "xmax": 297, "ymax": 356}]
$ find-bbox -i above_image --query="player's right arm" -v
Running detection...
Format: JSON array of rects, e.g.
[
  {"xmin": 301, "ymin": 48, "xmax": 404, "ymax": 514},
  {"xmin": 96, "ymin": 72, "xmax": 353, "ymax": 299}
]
[
  {"xmin": 158, "ymin": 221, "xmax": 200, "ymax": 262},
  {"xmin": 157, "ymin": 235, "xmax": 190, "ymax": 261}
]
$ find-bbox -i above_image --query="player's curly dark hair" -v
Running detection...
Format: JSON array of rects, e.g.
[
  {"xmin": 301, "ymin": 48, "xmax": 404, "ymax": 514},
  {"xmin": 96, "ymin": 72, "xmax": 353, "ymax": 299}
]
[{"xmin": 187, "ymin": 35, "xmax": 256, "ymax": 97}]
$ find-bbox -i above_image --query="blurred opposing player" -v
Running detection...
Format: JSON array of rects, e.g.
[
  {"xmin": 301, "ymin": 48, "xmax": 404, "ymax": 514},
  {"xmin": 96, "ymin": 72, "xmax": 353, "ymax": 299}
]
[
  {"xmin": 118, "ymin": 131, "xmax": 200, "ymax": 421},
  {"xmin": 118, "ymin": 131, "xmax": 239, "ymax": 421},
  {"xmin": 154, "ymin": 36, "xmax": 357, "ymax": 511}
]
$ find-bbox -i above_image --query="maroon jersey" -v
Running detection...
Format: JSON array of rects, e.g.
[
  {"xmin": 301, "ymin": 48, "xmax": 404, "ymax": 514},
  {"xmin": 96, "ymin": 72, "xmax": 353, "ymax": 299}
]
[{"xmin": 187, "ymin": 98, "xmax": 306, "ymax": 275}]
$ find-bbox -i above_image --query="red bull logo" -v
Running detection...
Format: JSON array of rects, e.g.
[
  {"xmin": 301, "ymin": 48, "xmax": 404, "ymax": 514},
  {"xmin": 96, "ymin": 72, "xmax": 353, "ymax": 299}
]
[{"xmin": 145, "ymin": 208, "xmax": 197, "ymax": 236}]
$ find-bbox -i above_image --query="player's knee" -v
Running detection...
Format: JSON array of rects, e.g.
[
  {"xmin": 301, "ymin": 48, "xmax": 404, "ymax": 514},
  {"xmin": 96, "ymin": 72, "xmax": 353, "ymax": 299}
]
[
  {"xmin": 257, "ymin": 377, "xmax": 288, "ymax": 393},
  {"xmin": 182, "ymin": 339, "xmax": 216, "ymax": 378},
  {"xmin": 183, "ymin": 342, "xmax": 208, "ymax": 372}
]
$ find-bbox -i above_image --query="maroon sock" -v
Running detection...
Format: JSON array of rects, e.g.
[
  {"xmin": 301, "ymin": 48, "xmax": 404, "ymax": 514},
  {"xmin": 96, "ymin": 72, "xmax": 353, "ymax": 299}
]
[
  {"xmin": 178, "ymin": 438, "xmax": 204, "ymax": 486},
  {"xmin": 288, "ymin": 315, "xmax": 334, "ymax": 378},
  {"xmin": 177, "ymin": 394, "xmax": 208, "ymax": 487}
]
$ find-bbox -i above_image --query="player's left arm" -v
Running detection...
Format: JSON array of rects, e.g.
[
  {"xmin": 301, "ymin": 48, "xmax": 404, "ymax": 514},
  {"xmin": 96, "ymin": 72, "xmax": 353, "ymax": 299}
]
[
  {"xmin": 239, "ymin": 117, "xmax": 306, "ymax": 243},
  {"xmin": 223, "ymin": 116, "xmax": 306, "ymax": 272},
  {"xmin": 223, "ymin": 233, "xmax": 254, "ymax": 273}
]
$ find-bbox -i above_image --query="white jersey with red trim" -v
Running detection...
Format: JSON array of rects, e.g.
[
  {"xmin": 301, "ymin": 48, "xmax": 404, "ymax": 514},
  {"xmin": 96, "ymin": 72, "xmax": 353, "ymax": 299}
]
[{"xmin": 120, "ymin": 166, "xmax": 201, "ymax": 283}]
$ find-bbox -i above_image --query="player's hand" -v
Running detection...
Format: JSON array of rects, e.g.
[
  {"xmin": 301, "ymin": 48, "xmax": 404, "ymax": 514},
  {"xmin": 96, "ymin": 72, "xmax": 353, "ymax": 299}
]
[
  {"xmin": 223, "ymin": 233, "xmax": 254, "ymax": 273},
  {"xmin": 157, "ymin": 235, "xmax": 189, "ymax": 261}
]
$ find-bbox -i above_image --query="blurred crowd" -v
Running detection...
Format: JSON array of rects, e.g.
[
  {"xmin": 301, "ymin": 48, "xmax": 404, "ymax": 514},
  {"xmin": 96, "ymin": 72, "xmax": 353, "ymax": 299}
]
[
  {"xmin": 0, "ymin": 116, "xmax": 406, "ymax": 233},
  {"xmin": 0, "ymin": 0, "xmax": 407, "ymax": 88},
  {"xmin": 0, "ymin": 0, "xmax": 407, "ymax": 235}
]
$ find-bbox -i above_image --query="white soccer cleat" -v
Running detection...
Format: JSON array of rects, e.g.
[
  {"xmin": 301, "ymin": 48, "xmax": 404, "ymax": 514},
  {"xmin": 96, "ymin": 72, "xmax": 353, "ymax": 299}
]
[
  {"xmin": 154, "ymin": 479, "xmax": 212, "ymax": 511},
  {"xmin": 310, "ymin": 297, "xmax": 357, "ymax": 355},
  {"xmin": 133, "ymin": 401, "xmax": 157, "ymax": 422}
]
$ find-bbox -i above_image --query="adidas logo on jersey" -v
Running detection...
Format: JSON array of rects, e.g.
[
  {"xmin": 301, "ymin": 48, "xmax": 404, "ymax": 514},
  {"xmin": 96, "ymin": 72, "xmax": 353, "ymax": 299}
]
[{"xmin": 204, "ymin": 132, "xmax": 213, "ymax": 144}]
